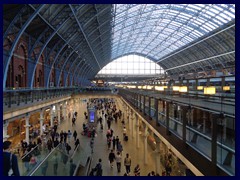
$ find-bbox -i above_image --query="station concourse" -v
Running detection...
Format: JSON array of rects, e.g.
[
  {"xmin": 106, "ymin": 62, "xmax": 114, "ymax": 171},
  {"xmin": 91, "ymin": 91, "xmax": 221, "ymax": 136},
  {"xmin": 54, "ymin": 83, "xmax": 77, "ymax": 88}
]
[{"xmin": 3, "ymin": 4, "xmax": 235, "ymax": 176}]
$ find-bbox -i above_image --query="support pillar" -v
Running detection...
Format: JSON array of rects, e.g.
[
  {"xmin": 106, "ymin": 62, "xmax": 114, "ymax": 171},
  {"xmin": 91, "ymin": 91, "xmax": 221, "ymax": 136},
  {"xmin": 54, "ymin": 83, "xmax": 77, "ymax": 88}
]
[
  {"xmin": 63, "ymin": 102, "xmax": 67, "ymax": 122},
  {"xmin": 25, "ymin": 114, "xmax": 30, "ymax": 144},
  {"xmin": 39, "ymin": 110, "xmax": 44, "ymax": 136},
  {"xmin": 222, "ymin": 116, "xmax": 227, "ymax": 141},
  {"xmin": 131, "ymin": 112, "xmax": 134, "ymax": 138},
  {"xmin": 57, "ymin": 104, "xmax": 61, "ymax": 125},
  {"xmin": 203, "ymin": 111, "xmax": 206, "ymax": 133},
  {"xmin": 50, "ymin": 107, "xmax": 54, "ymax": 127},
  {"xmin": 154, "ymin": 135, "xmax": 161, "ymax": 175},
  {"xmin": 3, "ymin": 121, "xmax": 9, "ymax": 141},
  {"xmin": 136, "ymin": 115, "xmax": 140, "ymax": 148},
  {"xmin": 144, "ymin": 125, "xmax": 149, "ymax": 164}
]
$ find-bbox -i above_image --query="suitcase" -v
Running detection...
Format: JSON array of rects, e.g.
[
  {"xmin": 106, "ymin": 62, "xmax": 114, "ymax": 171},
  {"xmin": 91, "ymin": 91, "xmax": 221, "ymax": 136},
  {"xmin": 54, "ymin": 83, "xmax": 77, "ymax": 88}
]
[{"xmin": 124, "ymin": 135, "xmax": 128, "ymax": 141}]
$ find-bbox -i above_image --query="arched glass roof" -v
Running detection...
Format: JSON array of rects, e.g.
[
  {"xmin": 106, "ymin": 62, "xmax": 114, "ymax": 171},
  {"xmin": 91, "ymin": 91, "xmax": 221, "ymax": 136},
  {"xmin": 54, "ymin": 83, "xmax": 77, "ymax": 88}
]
[
  {"xmin": 3, "ymin": 4, "xmax": 235, "ymax": 88},
  {"xmin": 111, "ymin": 4, "xmax": 235, "ymax": 61}
]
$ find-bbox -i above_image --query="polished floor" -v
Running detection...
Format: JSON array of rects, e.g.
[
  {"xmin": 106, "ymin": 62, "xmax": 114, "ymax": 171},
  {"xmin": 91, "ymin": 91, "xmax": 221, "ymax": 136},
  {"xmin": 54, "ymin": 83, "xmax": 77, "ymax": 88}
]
[{"xmin": 9, "ymin": 95, "xmax": 186, "ymax": 176}]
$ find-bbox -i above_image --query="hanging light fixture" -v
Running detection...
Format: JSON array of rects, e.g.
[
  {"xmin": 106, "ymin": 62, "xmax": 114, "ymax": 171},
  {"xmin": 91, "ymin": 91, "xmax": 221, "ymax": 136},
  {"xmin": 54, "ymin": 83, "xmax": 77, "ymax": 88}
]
[
  {"xmin": 155, "ymin": 86, "xmax": 164, "ymax": 91},
  {"xmin": 197, "ymin": 86, "xmax": 204, "ymax": 90},
  {"xmin": 223, "ymin": 85, "xmax": 230, "ymax": 91},
  {"xmin": 179, "ymin": 86, "xmax": 188, "ymax": 92},
  {"xmin": 173, "ymin": 86, "xmax": 180, "ymax": 91},
  {"xmin": 204, "ymin": 86, "xmax": 216, "ymax": 95},
  {"xmin": 138, "ymin": 86, "xmax": 142, "ymax": 89}
]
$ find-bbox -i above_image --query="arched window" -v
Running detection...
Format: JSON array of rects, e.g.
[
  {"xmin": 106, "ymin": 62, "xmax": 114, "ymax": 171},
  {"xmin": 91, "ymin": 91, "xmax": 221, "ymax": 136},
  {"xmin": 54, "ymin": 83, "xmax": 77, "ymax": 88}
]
[{"xmin": 97, "ymin": 54, "xmax": 164, "ymax": 75}]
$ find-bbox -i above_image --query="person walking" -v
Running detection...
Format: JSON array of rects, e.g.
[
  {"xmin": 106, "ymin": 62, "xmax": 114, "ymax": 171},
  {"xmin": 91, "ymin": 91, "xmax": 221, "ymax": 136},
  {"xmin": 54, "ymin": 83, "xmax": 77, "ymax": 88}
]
[
  {"xmin": 108, "ymin": 150, "xmax": 116, "ymax": 168},
  {"xmin": 94, "ymin": 158, "xmax": 103, "ymax": 176},
  {"xmin": 3, "ymin": 141, "xmax": 20, "ymax": 176},
  {"xmin": 115, "ymin": 151, "xmax": 122, "ymax": 173},
  {"xmin": 73, "ymin": 130, "xmax": 77, "ymax": 141},
  {"xmin": 74, "ymin": 139, "xmax": 80, "ymax": 151},
  {"xmin": 134, "ymin": 164, "xmax": 141, "ymax": 176},
  {"xmin": 69, "ymin": 159, "xmax": 77, "ymax": 176},
  {"xmin": 124, "ymin": 153, "xmax": 131, "ymax": 175},
  {"xmin": 53, "ymin": 152, "xmax": 59, "ymax": 175}
]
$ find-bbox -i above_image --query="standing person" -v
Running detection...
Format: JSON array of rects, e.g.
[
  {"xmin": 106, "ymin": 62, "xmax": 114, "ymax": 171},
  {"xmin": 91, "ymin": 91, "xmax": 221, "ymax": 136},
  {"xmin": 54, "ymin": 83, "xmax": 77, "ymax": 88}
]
[
  {"xmin": 124, "ymin": 153, "xmax": 131, "ymax": 175},
  {"xmin": 53, "ymin": 152, "xmax": 59, "ymax": 175},
  {"xmin": 115, "ymin": 151, "xmax": 122, "ymax": 173},
  {"xmin": 3, "ymin": 141, "xmax": 20, "ymax": 176},
  {"xmin": 108, "ymin": 150, "xmax": 116, "ymax": 168},
  {"xmin": 69, "ymin": 159, "xmax": 77, "ymax": 176},
  {"xmin": 123, "ymin": 126, "xmax": 127, "ymax": 138},
  {"xmin": 94, "ymin": 158, "xmax": 103, "ymax": 176},
  {"xmin": 73, "ymin": 130, "xmax": 77, "ymax": 141},
  {"xmin": 134, "ymin": 164, "xmax": 140, "ymax": 176},
  {"xmin": 41, "ymin": 161, "xmax": 48, "ymax": 176},
  {"xmin": 90, "ymin": 138, "xmax": 94, "ymax": 153},
  {"xmin": 74, "ymin": 139, "xmax": 80, "ymax": 151},
  {"xmin": 66, "ymin": 143, "xmax": 72, "ymax": 154},
  {"xmin": 112, "ymin": 136, "xmax": 116, "ymax": 150},
  {"xmin": 67, "ymin": 130, "xmax": 72, "ymax": 143},
  {"xmin": 115, "ymin": 136, "xmax": 119, "ymax": 149}
]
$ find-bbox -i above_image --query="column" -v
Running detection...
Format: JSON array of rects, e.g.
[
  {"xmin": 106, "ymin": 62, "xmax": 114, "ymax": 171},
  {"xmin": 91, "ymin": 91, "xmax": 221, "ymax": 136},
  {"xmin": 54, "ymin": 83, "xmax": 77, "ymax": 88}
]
[
  {"xmin": 144, "ymin": 124, "xmax": 149, "ymax": 164},
  {"xmin": 143, "ymin": 95, "xmax": 146, "ymax": 115},
  {"xmin": 62, "ymin": 102, "xmax": 66, "ymax": 121},
  {"xmin": 25, "ymin": 114, "xmax": 30, "ymax": 144},
  {"xmin": 39, "ymin": 110, "xmax": 44, "ymax": 136},
  {"xmin": 3, "ymin": 121, "xmax": 9, "ymax": 141},
  {"xmin": 57, "ymin": 104, "xmax": 61, "ymax": 125},
  {"xmin": 128, "ymin": 109, "xmax": 132, "ymax": 131},
  {"xmin": 154, "ymin": 135, "xmax": 161, "ymax": 175},
  {"xmin": 155, "ymin": 98, "xmax": 159, "ymax": 125},
  {"xmin": 135, "ymin": 115, "xmax": 140, "ymax": 148},
  {"xmin": 50, "ymin": 107, "xmax": 54, "ymax": 127},
  {"xmin": 203, "ymin": 111, "xmax": 206, "ymax": 133},
  {"xmin": 166, "ymin": 101, "xmax": 170, "ymax": 135},
  {"xmin": 131, "ymin": 112, "xmax": 134, "ymax": 138},
  {"xmin": 222, "ymin": 116, "xmax": 227, "ymax": 141}
]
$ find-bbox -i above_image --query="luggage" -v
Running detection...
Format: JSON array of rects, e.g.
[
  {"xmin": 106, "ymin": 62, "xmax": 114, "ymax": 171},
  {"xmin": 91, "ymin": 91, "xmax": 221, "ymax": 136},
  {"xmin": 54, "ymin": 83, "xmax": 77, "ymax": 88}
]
[{"xmin": 124, "ymin": 135, "xmax": 128, "ymax": 141}]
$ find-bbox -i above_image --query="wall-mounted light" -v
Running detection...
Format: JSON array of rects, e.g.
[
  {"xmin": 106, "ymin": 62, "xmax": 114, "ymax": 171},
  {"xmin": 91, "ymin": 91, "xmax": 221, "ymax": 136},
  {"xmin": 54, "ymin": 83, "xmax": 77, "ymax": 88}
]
[
  {"xmin": 197, "ymin": 86, "xmax": 204, "ymax": 90},
  {"xmin": 223, "ymin": 86, "xmax": 230, "ymax": 91},
  {"xmin": 173, "ymin": 86, "xmax": 179, "ymax": 91},
  {"xmin": 179, "ymin": 86, "xmax": 188, "ymax": 92},
  {"xmin": 155, "ymin": 86, "xmax": 164, "ymax": 91},
  {"xmin": 204, "ymin": 87, "xmax": 216, "ymax": 95}
]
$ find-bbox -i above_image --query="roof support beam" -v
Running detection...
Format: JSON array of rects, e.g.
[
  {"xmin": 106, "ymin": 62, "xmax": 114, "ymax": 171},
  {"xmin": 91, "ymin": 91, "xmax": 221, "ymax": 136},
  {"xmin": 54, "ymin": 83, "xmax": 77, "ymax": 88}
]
[
  {"xmin": 165, "ymin": 51, "xmax": 235, "ymax": 72},
  {"xmin": 69, "ymin": 4, "xmax": 101, "ymax": 70}
]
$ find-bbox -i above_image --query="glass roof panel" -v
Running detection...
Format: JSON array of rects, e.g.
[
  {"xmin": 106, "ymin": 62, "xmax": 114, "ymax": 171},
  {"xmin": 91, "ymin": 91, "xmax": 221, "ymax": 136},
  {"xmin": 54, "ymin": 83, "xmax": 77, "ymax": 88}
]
[{"xmin": 111, "ymin": 4, "xmax": 235, "ymax": 61}]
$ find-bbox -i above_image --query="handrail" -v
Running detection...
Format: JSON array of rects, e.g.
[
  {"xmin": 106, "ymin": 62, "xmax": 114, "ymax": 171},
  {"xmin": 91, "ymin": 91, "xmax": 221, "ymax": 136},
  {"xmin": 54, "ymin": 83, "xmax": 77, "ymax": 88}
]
[
  {"xmin": 85, "ymin": 156, "xmax": 93, "ymax": 176},
  {"xmin": 21, "ymin": 144, "xmax": 39, "ymax": 160},
  {"xmin": 71, "ymin": 144, "xmax": 80, "ymax": 159},
  {"xmin": 29, "ymin": 143, "xmax": 61, "ymax": 176}
]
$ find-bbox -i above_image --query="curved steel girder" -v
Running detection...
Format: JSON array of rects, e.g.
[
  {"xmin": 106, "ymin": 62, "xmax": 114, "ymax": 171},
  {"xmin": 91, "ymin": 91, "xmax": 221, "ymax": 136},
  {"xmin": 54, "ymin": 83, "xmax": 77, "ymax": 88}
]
[
  {"xmin": 3, "ymin": 5, "xmax": 28, "ymax": 41},
  {"xmin": 3, "ymin": 4, "xmax": 45, "ymax": 89},
  {"xmin": 83, "ymin": 5, "xmax": 111, "ymax": 29},
  {"xmin": 72, "ymin": 63, "xmax": 89, "ymax": 86},
  {"xmin": 157, "ymin": 23, "xmax": 235, "ymax": 64},
  {"xmin": 45, "ymin": 39, "xmax": 64, "ymax": 67},
  {"xmin": 46, "ymin": 32, "xmax": 78, "ymax": 87},
  {"xmin": 79, "ymin": 66, "xmax": 92, "ymax": 85},
  {"xmin": 56, "ymin": 39, "xmax": 88, "ymax": 87},
  {"xmin": 70, "ymin": 60, "xmax": 85, "ymax": 86},
  {"xmin": 69, "ymin": 4, "xmax": 101, "ymax": 70},
  {"xmin": 71, "ymin": 63, "xmax": 89, "ymax": 86},
  {"xmin": 30, "ymin": 17, "xmax": 70, "ymax": 88},
  {"xmin": 28, "ymin": 27, "xmax": 50, "ymax": 58},
  {"xmin": 70, "ymin": 62, "xmax": 88, "ymax": 86},
  {"xmin": 115, "ymin": 5, "xmax": 230, "ymax": 33}
]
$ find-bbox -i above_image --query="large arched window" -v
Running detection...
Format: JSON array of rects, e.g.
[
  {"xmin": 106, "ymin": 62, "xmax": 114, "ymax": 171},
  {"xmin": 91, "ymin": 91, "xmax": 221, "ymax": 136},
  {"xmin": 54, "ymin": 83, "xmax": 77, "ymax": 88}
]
[{"xmin": 98, "ymin": 54, "xmax": 164, "ymax": 75}]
